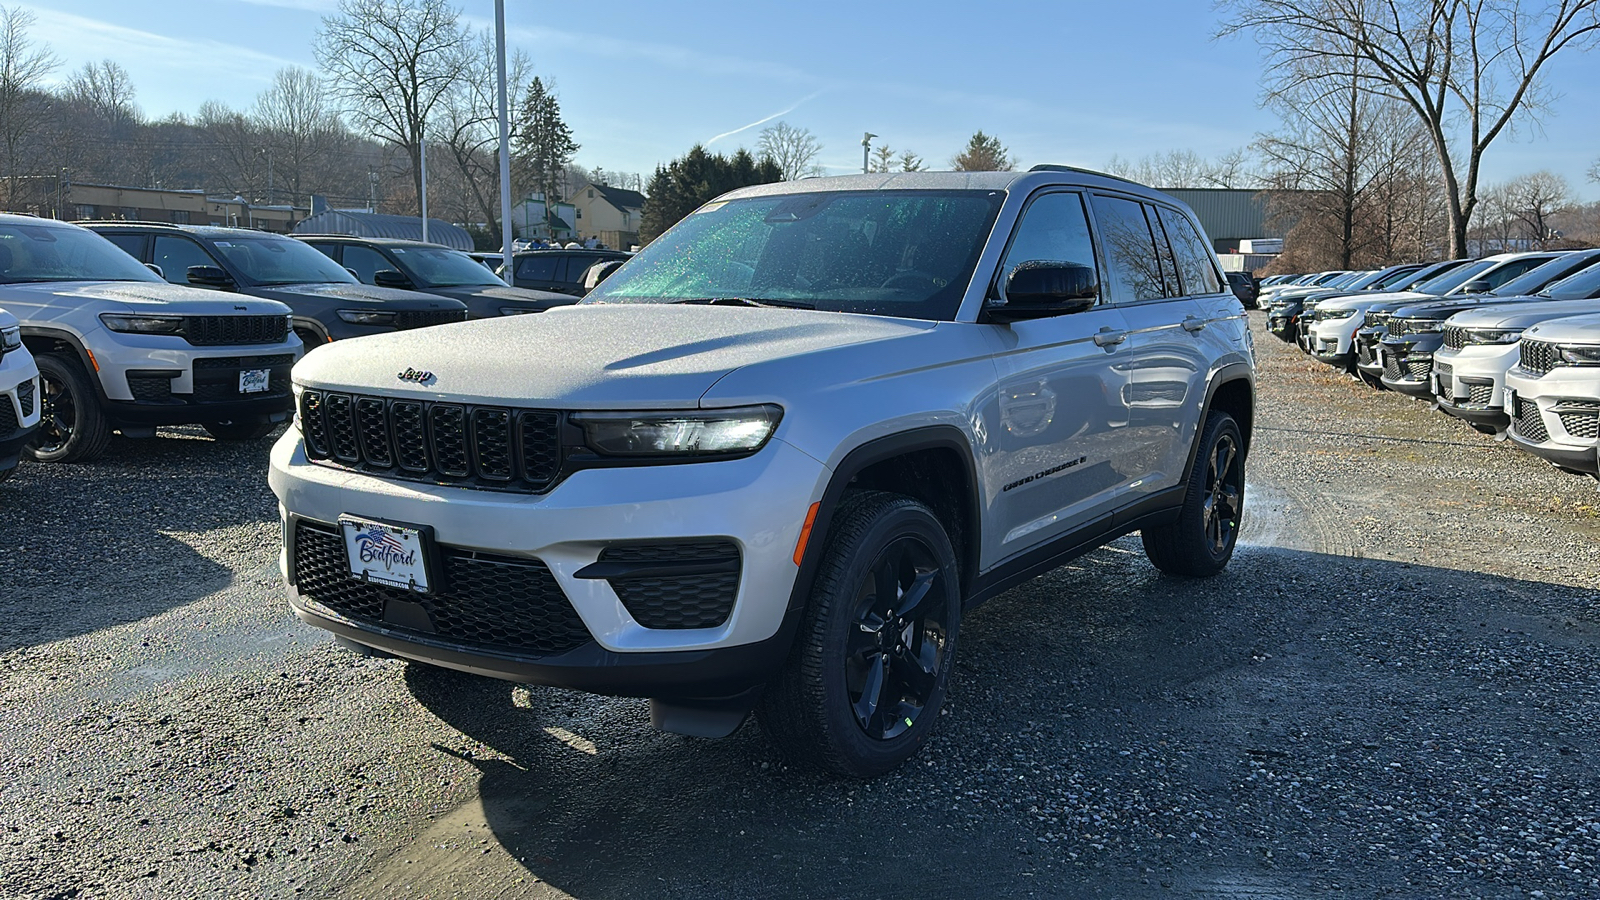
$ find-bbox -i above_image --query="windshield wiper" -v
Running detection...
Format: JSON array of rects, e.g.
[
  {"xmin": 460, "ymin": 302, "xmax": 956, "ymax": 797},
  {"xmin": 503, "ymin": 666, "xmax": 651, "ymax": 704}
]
[{"xmin": 673, "ymin": 297, "xmax": 816, "ymax": 309}]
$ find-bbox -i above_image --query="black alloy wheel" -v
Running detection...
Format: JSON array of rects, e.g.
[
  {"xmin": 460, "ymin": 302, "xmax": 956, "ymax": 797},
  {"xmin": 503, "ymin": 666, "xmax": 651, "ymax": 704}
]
[
  {"xmin": 843, "ymin": 535, "xmax": 952, "ymax": 741},
  {"xmin": 26, "ymin": 354, "xmax": 111, "ymax": 463},
  {"xmin": 758, "ymin": 491, "xmax": 961, "ymax": 778},
  {"xmin": 1142, "ymin": 411, "xmax": 1246, "ymax": 577}
]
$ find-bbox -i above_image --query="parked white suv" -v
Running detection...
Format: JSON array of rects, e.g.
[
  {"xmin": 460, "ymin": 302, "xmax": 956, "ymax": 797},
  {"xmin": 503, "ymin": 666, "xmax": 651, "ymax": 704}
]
[
  {"xmin": 0, "ymin": 306, "xmax": 40, "ymax": 480},
  {"xmin": 2, "ymin": 216, "xmax": 302, "ymax": 462},
  {"xmin": 269, "ymin": 169, "xmax": 1256, "ymax": 777}
]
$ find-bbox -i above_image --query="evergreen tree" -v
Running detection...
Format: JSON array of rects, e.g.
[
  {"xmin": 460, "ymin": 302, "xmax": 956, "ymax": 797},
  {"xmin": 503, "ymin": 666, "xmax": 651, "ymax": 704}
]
[
  {"xmin": 640, "ymin": 144, "xmax": 783, "ymax": 243},
  {"xmin": 952, "ymin": 131, "xmax": 1013, "ymax": 171},
  {"xmin": 512, "ymin": 76, "xmax": 578, "ymax": 200}
]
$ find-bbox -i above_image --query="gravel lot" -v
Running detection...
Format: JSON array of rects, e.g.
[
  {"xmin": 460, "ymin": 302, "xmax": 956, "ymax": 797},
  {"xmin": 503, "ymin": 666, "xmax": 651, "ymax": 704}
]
[{"xmin": 4, "ymin": 313, "xmax": 1600, "ymax": 899}]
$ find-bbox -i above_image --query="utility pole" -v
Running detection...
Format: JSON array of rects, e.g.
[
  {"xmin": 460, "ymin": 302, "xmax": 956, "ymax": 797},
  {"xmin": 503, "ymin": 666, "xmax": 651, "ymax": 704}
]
[
  {"xmin": 494, "ymin": 0, "xmax": 514, "ymax": 271},
  {"xmin": 368, "ymin": 168, "xmax": 377, "ymax": 212},
  {"xmin": 419, "ymin": 136, "xmax": 430, "ymax": 243},
  {"xmin": 862, "ymin": 132, "xmax": 876, "ymax": 174}
]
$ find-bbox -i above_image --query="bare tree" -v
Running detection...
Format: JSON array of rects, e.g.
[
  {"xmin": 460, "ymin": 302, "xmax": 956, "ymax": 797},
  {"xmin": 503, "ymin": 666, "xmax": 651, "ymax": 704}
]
[
  {"xmin": 952, "ymin": 131, "xmax": 1012, "ymax": 171},
  {"xmin": 1502, "ymin": 170, "xmax": 1571, "ymax": 248},
  {"xmin": 434, "ymin": 29, "xmax": 528, "ymax": 226},
  {"xmin": 252, "ymin": 67, "xmax": 345, "ymax": 206},
  {"xmin": 0, "ymin": 5, "xmax": 57, "ymax": 204},
  {"xmin": 1220, "ymin": 0, "xmax": 1600, "ymax": 258},
  {"xmin": 314, "ymin": 0, "xmax": 467, "ymax": 218},
  {"xmin": 1590, "ymin": 157, "xmax": 1599, "ymax": 184},
  {"xmin": 757, "ymin": 121, "xmax": 823, "ymax": 181},
  {"xmin": 66, "ymin": 60, "xmax": 138, "ymax": 125},
  {"xmin": 1104, "ymin": 149, "xmax": 1256, "ymax": 188}
]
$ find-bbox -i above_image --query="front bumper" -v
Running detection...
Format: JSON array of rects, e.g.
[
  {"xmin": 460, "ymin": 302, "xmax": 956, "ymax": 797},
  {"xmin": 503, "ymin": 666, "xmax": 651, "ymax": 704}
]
[
  {"xmin": 1504, "ymin": 367, "xmax": 1600, "ymax": 475},
  {"xmin": 1378, "ymin": 335, "xmax": 1442, "ymax": 398},
  {"xmin": 1434, "ymin": 344, "xmax": 1518, "ymax": 430},
  {"xmin": 1, "ymin": 356, "xmax": 41, "ymax": 467},
  {"xmin": 269, "ymin": 429, "xmax": 827, "ymax": 696}
]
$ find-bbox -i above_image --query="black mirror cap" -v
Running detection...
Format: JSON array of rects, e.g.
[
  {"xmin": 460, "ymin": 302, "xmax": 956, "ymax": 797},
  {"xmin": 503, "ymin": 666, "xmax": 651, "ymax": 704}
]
[
  {"xmin": 583, "ymin": 259, "xmax": 625, "ymax": 291},
  {"xmin": 990, "ymin": 261, "xmax": 1098, "ymax": 321},
  {"xmin": 1461, "ymin": 279, "xmax": 1492, "ymax": 294},
  {"xmin": 186, "ymin": 265, "xmax": 234, "ymax": 288},
  {"xmin": 373, "ymin": 268, "xmax": 412, "ymax": 289}
]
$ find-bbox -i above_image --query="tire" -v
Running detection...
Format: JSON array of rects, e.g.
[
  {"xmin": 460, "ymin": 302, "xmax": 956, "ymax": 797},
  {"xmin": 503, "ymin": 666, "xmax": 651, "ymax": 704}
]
[
  {"xmin": 757, "ymin": 491, "xmax": 961, "ymax": 778},
  {"xmin": 0, "ymin": 464, "xmax": 14, "ymax": 483},
  {"xmin": 26, "ymin": 354, "xmax": 112, "ymax": 464},
  {"xmin": 1142, "ymin": 411, "xmax": 1245, "ymax": 577},
  {"xmin": 202, "ymin": 417, "xmax": 278, "ymax": 441}
]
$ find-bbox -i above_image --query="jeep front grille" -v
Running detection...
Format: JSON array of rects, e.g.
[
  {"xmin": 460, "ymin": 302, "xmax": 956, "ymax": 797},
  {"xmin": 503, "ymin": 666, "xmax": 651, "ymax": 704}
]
[
  {"xmin": 394, "ymin": 309, "xmax": 468, "ymax": 330},
  {"xmin": 1520, "ymin": 340, "xmax": 1560, "ymax": 376},
  {"xmin": 184, "ymin": 315, "xmax": 288, "ymax": 346},
  {"xmin": 299, "ymin": 389, "xmax": 561, "ymax": 492},
  {"xmin": 1513, "ymin": 397, "xmax": 1550, "ymax": 443},
  {"xmin": 291, "ymin": 519, "xmax": 592, "ymax": 657},
  {"xmin": 1442, "ymin": 325, "xmax": 1467, "ymax": 350}
]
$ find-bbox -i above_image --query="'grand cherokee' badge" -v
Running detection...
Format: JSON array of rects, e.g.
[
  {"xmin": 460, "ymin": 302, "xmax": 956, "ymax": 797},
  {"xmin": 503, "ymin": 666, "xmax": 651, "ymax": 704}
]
[{"xmin": 397, "ymin": 368, "xmax": 435, "ymax": 384}]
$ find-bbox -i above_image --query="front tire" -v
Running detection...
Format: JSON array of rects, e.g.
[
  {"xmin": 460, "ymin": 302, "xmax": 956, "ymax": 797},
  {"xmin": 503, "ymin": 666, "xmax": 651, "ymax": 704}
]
[
  {"xmin": 758, "ymin": 491, "xmax": 961, "ymax": 778},
  {"xmin": 26, "ymin": 354, "xmax": 111, "ymax": 464},
  {"xmin": 1142, "ymin": 412, "xmax": 1245, "ymax": 577}
]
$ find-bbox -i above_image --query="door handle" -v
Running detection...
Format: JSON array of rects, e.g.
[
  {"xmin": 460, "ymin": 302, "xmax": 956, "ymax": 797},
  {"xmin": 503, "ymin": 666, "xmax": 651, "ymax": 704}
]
[
  {"xmin": 1182, "ymin": 316, "xmax": 1207, "ymax": 333},
  {"xmin": 1093, "ymin": 328, "xmax": 1127, "ymax": 347}
]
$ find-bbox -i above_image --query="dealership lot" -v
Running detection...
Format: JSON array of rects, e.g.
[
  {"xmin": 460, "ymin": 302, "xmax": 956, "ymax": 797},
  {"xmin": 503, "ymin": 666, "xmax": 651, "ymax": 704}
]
[{"xmin": 4, "ymin": 314, "xmax": 1600, "ymax": 899}]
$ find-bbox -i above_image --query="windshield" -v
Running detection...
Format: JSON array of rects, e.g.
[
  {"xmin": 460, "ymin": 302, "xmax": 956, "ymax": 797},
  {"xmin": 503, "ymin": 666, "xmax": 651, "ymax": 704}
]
[
  {"xmin": 585, "ymin": 190, "xmax": 1005, "ymax": 320},
  {"xmin": 209, "ymin": 236, "xmax": 358, "ymax": 286},
  {"xmin": 1493, "ymin": 253, "xmax": 1597, "ymax": 297},
  {"xmin": 1539, "ymin": 260, "xmax": 1600, "ymax": 301},
  {"xmin": 1414, "ymin": 259, "xmax": 1494, "ymax": 295},
  {"xmin": 0, "ymin": 222, "xmax": 162, "ymax": 285},
  {"xmin": 390, "ymin": 246, "xmax": 505, "ymax": 287}
]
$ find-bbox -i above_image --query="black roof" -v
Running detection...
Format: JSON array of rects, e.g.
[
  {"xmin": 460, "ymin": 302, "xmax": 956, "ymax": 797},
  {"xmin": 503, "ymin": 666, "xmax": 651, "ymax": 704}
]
[
  {"xmin": 294, "ymin": 234, "xmax": 461, "ymax": 251},
  {"xmin": 585, "ymin": 182, "xmax": 646, "ymax": 212},
  {"xmin": 509, "ymin": 248, "xmax": 631, "ymax": 259},
  {"xmin": 290, "ymin": 211, "xmax": 474, "ymax": 251},
  {"xmin": 82, "ymin": 221, "xmax": 296, "ymax": 240}
]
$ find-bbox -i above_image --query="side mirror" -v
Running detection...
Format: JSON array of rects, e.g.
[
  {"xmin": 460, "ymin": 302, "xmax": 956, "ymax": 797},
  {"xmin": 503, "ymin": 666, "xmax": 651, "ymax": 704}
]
[
  {"xmin": 582, "ymin": 259, "xmax": 624, "ymax": 292},
  {"xmin": 373, "ymin": 268, "xmax": 413, "ymax": 289},
  {"xmin": 186, "ymin": 265, "xmax": 234, "ymax": 289},
  {"xmin": 1462, "ymin": 279, "xmax": 1492, "ymax": 294},
  {"xmin": 145, "ymin": 263, "xmax": 164, "ymax": 279},
  {"xmin": 989, "ymin": 261, "xmax": 1098, "ymax": 322}
]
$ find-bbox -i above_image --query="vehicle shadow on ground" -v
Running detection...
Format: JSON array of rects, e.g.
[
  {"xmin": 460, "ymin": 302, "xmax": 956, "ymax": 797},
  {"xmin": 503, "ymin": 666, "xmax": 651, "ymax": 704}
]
[
  {"xmin": 0, "ymin": 427, "xmax": 282, "ymax": 651},
  {"xmin": 390, "ymin": 541, "xmax": 1600, "ymax": 899}
]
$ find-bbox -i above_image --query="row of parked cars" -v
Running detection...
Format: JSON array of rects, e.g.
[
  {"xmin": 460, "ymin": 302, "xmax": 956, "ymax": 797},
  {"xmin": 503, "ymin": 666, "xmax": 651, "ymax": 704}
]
[
  {"xmin": 1261, "ymin": 249, "xmax": 1600, "ymax": 479},
  {"xmin": 0, "ymin": 214, "xmax": 625, "ymax": 476}
]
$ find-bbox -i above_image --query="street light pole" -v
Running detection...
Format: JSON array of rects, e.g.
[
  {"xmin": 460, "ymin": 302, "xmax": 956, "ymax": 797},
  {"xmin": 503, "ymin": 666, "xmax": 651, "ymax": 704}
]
[
  {"xmin": 862, "ymin": 132, "xmax": 877, "ymax": 174},
  {"xmin": 494, "ymin": 0, "xmax": 513, "ymax": 272},
  {"xmin": 419, "ymin": 135, "xmax": 430, "ymax": 244}
]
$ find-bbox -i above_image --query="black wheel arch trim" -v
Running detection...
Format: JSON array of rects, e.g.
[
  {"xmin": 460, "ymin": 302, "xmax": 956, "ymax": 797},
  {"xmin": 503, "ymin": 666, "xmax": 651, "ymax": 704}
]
[
  {"xmin": 19, "ymin": 327, "xmax": 113, "ymax": 405},
  {"xmin": 1181, "ymin": 363, "xmax": 1255, "ymax": 492}
]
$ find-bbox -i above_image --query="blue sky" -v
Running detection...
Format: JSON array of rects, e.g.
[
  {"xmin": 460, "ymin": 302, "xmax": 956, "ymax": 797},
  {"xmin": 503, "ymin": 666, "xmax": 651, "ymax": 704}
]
[{"xmin": 18, "ymin": 0, "xmax": 1600, "ymax": 199}]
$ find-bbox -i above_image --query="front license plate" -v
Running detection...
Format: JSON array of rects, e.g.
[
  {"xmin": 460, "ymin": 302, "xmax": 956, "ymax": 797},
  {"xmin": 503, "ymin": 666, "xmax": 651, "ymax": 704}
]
[
  {"xmin": 340, "ymin": 516, "xmax": 430, "ymax": 593},
  {"xmin": 239, "ymin": 368, "xmax": 270, "ymax": 394},
  {"xmin": 1503, "ymin": 388, "xmax": 1516, "ymax": 415}
]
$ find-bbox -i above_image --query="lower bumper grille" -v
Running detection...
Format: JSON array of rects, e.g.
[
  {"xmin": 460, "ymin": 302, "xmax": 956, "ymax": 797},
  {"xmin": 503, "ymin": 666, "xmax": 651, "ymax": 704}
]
[
  {"xmin": 1383, "ymin": 354, "xmax": 1403, "ymax": 381},
  {"xmin": 192, "ymin": 355, "xmax": 295, "ymax": 403},
  {"xmin": 1514, "ymin": 397, "xmax": 1551, "ymax": 443},
  {"xmin": 1435, "ymin": 363, "xmax": 1453, "ymax": 399},
  {"xmin": 1468, "ymin": 383, "xmax": 1495, "ymax": 407},
  {"xmin": 16, "ymin": 378, "xmax": 33, "ymax": 417},
  {"xmin": 1558, "ymin": 400, "xmax": 1600, "ymax": 440},
  {"xmin": 0, "ymin": 391, "xmax": 17, "ymax": 437},
  {"xmin": 598, "ymin": 541, "xmax": 741, "ymax": 629},
  {"xmin": 292, "ymin": 520, "xmax": 592, "ymax": 657}
]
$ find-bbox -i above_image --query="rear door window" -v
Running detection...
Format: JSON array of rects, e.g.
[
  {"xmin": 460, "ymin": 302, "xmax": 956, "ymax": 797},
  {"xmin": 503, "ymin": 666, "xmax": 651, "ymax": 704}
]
[
  {"xmin": 101, "ymin": 233, "xmax": 147, "ymax": 261},
  {"xmin": 516, "ymin": 255, "xmax": 560, "ymax": 282},
  {"xmin": 1089, "ymin": 195, "xmax": 1166, "ymax": 303},
  {"xmin": 1157, "ymin": 207, "xmax": 1223, "ymax": 296}
]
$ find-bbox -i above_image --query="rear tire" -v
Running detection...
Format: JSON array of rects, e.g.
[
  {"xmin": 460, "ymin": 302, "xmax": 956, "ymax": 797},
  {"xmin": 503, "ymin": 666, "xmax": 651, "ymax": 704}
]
[
  {"xmin": 26, "ymin": 354, "xmax": 111, "ymax": 464},
  {"xmin": 757, "ymin": 491, "xmax": 961, "ymax": 778},
  {"xmin": 202, "ymin": 417, "xmax": 277, "ymax": 441},
  {"xmin": 1142, "ymin": 412, "xmax": 1245, "ymax": 577}
]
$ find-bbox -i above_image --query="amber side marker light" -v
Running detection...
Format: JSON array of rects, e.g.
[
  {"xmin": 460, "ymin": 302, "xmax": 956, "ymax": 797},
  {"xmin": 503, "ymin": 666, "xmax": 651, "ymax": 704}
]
[{"xmin": 793, "ymin": 502, "xmax": 820, "ymax": 566}]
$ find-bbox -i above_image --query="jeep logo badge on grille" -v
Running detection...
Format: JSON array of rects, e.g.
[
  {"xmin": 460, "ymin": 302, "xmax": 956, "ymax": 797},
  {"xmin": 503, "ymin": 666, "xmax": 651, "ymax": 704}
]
[{"xmin": 398, "ymin": 368, "xmax": 435, "ymax": 384}]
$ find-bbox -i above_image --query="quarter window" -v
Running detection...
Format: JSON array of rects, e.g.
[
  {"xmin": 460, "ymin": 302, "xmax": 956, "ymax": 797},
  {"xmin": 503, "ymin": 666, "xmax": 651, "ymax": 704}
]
[
  {"xmin": 341, "ymin": 245, "xmax": 393, "ymax": 283},
  {"xmin": 1157, "ymin": 207, "xmax": 1222, "ymax": 296},
  {"xmin": 1089, "ymin": 195, "xmax": 1166, "ymax": 303}
]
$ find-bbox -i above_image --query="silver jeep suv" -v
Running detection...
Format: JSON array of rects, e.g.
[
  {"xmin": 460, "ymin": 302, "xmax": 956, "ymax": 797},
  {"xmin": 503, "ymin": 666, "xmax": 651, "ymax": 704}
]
[{"xmin": 269, "ymin": 169, "xmax": 1256, "ymax": 777}]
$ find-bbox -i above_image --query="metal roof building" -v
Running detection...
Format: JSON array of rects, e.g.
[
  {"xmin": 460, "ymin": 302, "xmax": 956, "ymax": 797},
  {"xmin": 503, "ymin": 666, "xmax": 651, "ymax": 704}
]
[
  {"xmin": 1162, "ymin": 189, "xmax": 1279, "ymax": 252},
  {"xmin": 292, "ymin": 211, "xmax": 473, "ymax": 251}
]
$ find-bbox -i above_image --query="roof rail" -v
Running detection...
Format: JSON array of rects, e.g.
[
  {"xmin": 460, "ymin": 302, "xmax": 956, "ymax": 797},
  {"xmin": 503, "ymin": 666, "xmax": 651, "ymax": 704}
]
[
  {"xmin": 75, "ymin": 220, "xmax": 186, "ymax": 229},
  {"xmin": 1027, "ymin": 164, "xmax": 1146, "ymax": 187}
]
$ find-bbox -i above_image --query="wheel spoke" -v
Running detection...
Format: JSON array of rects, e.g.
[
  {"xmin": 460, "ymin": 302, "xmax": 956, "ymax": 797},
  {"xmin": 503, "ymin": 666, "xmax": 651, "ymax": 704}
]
[
  {"xmin": 1215, "ymin": 440, "xmax": 1236, "ymax": 482},
  {"xmin": 852, "ymin": 654, "xmax": 890, "ymax": 733},
  {"xmin": 872, "ymin": 555, "xmax": 901, "ymax": 616},
  {"xmin": 892, "ymin": 644, "xmax": 938, "ymax": 699},
  {"xmin": 893, "ymin": 569, "xmax": 937, "ymax": 619}
]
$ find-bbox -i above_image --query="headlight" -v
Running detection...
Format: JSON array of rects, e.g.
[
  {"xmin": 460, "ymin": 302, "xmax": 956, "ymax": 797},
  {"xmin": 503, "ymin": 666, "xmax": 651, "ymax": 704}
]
[
  {"xmin": 99, "ymin": 313, "xmax": 186, "ymax": 335},
  {"xmin": 1558, "ymin": 344, "xmax": 1600, "ymax": 366},
  {"xmin": 1321, "ymin": 308, "xmax": 1358, "ymax": 320},
  {"xmin": 573, "ymin": 405, "xmax": 783, "ymax": 457},
  {"xmin": 0, "ymin": 325, "xmax": 20, "ymax": 353},
  {"xmin": 1408, "ymin": 320, "xmax": 1444, "ymax": 333},
  {"xmin": 1465, "ymin": 329, "xmax": 1522, "ymax": 345},
  {"xmin": 499, "ymin": 306, "xmax": 540, "ymax": 316},
  {"xmin": 291, "ymin": 383, "xmax": 304, "ymax": 432},
  {"xmin": 336, "ymin": 309, "xmax": 397, "ymax": 325}
]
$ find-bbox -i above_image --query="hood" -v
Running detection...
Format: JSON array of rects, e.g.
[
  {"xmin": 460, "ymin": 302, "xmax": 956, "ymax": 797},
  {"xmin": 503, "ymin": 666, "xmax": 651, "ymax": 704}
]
[
  {"xmin": 292, "ymin": 303, "xmax": 935, "ymax": 408},
  {"xmin": 0, "ymin": 280, "xmax": 291, "ymax": 315},
  {"xmin": 1447, "ymin": 298, "xmax": 1600, "ymax": 331},
  {"xmin": 249, "ymin": 282, "xmax": 463, "ymax": 309},
  {"xmin": 1391, "ymin": 294, "xmax": 1545, "ymax": 320},
  {"xmin": 421, "ymin": 283, "xmax": 573, "ymax": 308},
  {"xmin": 1523, "ymin": 312, "xmax": 1600, "ymax": 345}
]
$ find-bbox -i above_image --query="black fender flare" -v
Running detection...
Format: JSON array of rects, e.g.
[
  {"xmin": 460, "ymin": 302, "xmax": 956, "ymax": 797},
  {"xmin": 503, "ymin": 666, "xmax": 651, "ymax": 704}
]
[
  {"xmin": 291, "ymin": 317, "xmax": 331, "ymax": 346},
  {"xmin": 19, "ymin": 327, "xmax": 112, "ymax": 403},
  {"xmin": 1180, "ymin": 362, "xmax": 1255, "ymax": 492}
]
